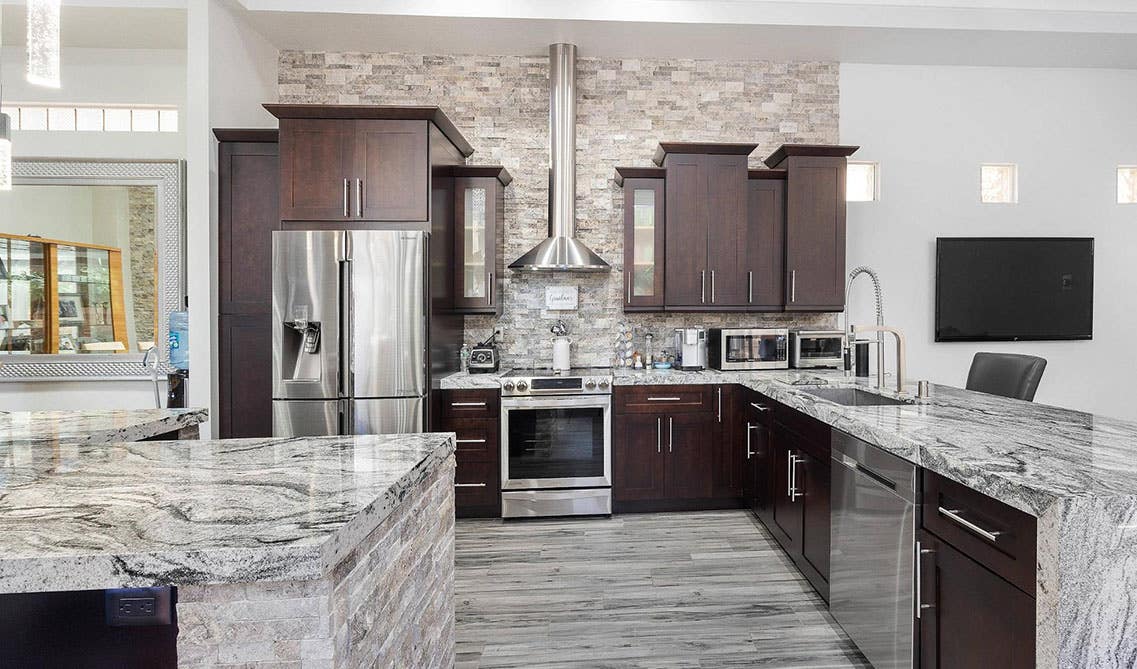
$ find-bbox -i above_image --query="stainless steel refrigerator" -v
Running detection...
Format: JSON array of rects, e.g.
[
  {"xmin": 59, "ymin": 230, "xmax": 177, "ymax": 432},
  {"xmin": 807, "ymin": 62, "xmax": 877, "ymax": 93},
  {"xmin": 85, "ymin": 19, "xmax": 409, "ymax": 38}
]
[{"xmin": 271, "ymin": 230, "xmax": 428, "ymax": 437}]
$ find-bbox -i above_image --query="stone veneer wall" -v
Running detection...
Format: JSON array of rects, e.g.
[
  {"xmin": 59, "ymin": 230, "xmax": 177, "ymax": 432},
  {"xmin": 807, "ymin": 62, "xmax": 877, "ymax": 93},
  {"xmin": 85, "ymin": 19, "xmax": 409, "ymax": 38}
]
[
  {"xmin": 279, "ymin": 52, "xmax": 840, "ymax": 366},
  {"xmin": 177, "ymin": 458, "xmax": 455, "ymax": 668},
  {"xmin": 127, "ymin": 186, "xmax": 157, "ymax": 346}
]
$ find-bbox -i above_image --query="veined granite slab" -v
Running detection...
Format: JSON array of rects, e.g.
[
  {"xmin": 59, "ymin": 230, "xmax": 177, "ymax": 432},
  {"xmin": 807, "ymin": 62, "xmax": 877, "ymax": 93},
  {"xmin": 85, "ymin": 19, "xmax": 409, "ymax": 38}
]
[
  {"xmin": 0, "ymin": 432, "xmax": 455, "ymax": 595},
  {"xmin": 0, "ymin": 407, "xmax": 208, "ymax": 448},
  {"xmin": 437, "ymin": 370, "xmax": 505, "ymax": 390}
]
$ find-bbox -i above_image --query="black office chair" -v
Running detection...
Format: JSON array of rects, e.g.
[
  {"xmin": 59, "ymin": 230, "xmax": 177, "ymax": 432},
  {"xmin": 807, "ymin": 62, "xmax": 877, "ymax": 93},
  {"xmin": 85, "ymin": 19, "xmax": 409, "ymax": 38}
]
[{"xmin": 965, "ymin": 353, "xmax": 1047, "ymax": 401}]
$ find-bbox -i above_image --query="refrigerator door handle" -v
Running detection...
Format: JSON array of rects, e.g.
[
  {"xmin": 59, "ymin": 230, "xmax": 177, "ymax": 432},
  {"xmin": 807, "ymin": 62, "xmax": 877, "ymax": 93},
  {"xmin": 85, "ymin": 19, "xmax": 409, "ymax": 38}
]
[{"xmin": 339, "ymin": 258, "xmax": 353, "ymax": 399}]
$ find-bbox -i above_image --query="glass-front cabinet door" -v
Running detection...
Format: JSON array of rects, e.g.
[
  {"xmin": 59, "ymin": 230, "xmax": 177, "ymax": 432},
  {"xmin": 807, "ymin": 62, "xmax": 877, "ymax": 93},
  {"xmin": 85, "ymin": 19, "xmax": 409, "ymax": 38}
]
[
  {"xmin": 620, "ymin": 174, "xmax": 665, "ymax": 310},
  {"xmin": 0, "ymin": 237, "xmax": 48, "ymax": 354},
  {"xmin": 452, "ymin": 169, "xmax": 509, "ymax": 316}
]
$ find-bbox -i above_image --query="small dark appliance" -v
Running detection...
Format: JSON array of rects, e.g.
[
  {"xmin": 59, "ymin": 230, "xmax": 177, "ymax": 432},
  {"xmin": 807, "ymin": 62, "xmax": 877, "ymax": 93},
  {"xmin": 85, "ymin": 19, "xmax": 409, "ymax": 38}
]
[{"xmin": 468, "ymin": 333, "xmax": 500, "ymax": 374}]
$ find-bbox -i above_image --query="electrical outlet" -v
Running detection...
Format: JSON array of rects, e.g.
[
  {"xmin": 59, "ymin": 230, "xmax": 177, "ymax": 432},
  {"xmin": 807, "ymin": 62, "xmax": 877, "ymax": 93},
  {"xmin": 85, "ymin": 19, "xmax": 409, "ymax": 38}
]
[
  {"xmin": 106, "ymin": 587, "xmax": 173, "ymax": 627},
  {"xmin": 493, "ymin": 326, "xmax": 504, "ymax": 340}
]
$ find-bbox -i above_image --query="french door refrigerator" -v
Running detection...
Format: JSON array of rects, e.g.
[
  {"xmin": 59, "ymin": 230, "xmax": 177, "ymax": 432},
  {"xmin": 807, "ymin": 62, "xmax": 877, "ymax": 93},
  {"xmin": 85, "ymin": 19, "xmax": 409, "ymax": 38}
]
[{"xmin": 271, "ymin": 230, "xmax": 428, "ymax": 437}]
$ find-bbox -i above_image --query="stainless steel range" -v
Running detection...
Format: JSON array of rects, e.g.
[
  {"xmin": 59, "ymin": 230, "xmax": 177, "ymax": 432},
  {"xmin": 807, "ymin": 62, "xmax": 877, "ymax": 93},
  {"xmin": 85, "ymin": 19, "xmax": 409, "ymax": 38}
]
[{"xmin": 499, "ymin": 367, "xmax": 613, "ymax": 518}]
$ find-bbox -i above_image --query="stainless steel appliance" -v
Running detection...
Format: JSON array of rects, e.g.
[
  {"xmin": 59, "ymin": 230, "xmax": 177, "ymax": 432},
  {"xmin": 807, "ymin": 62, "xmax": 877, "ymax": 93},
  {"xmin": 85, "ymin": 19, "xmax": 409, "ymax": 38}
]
[
  {"xmin": 673, "ymin": 328, "xmax": 708, "ymax": 370},
  {"xmin": 500, "ymin": 367, "xmax": 612, "ymax": 518},
  {"xmin": 830, "ymin": 430, "xmax": 918, "ymax": 669},
  {"xmin": 708, "ymin": 328, "xmax": 789, "ymax": 370},
  {"xmin": 791, "ymin": 330, "xmax": 845, "ymax": 369},
  {"xmin": 272, "ymin": 230, "xmax": 427, "ymax": 437}
]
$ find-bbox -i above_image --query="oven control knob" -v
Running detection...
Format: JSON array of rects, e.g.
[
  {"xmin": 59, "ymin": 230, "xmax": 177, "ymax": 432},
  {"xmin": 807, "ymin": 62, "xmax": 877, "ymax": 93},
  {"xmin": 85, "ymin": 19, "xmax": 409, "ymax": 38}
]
[
  {"xmin": 598, "ymin": 379, "xmax": 610, "ymax": 388},
  {"xmin": 516, "ymin": 381, "xmax": 528, "ymax": 392},
  {"xmin": 585, "ymin": 380, "xmax": 597, "ymax": 389},
  {"xmin": 503, "ymin": 381, "xmax": 515, "ymax": 392}
]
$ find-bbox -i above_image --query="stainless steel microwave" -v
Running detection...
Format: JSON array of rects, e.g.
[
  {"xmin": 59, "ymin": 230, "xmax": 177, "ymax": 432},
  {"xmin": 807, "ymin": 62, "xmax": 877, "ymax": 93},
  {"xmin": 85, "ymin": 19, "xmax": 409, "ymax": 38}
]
[
  {"xmin": 791, "ymin": 330, "xmax": 846, "ymax": 369},
  {"xmin": 708, "ymin": 328, "xmax": 789, "ymax": 370}
]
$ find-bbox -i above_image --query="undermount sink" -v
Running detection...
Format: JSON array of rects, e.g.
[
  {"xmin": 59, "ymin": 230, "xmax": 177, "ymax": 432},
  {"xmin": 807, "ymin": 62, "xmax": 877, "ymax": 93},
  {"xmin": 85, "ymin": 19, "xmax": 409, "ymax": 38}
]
[{"xmin": 799, "ymin": 387, "xmax": 913, "ymax": 407}]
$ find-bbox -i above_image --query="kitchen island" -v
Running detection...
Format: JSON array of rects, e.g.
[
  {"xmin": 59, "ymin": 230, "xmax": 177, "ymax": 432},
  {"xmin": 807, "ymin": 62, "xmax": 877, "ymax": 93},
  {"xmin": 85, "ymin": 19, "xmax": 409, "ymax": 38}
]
[
  {"xmin": 0, "ymin": 431, "xmax": 456, "ymax": 667},
  {"xmin": 440, "ymin": 367, "xmax": 1137, "ymax": 667}
]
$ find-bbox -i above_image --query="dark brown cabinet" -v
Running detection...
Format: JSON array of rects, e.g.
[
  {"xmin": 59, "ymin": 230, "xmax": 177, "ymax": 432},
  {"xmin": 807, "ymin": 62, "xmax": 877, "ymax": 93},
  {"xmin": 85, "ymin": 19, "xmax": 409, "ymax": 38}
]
[
  {"xmin": 740, "ymin": 391, "xmax": 774, "ymax": 526},
  {"xmin": 266, "ymin": 105, "xmax": 473, "ymax": 224},
  {"xmin": 764, "ymin": 144, "xmax": 858, "ymax": 312},
  {"xmin": 746, "ymin": 171, "xmax": 787, "ymax": 309},
  {"xmin": 615, "ymin": 168, "xmax": 666, "ymax": 310},
  {"xmin": 917, "ymin": 531, "xmax": 1036, "ymax": 669},
  {"xmin": 664, "ymin": 413, "xmax": 716, "ymax": 499},
  {"xmin": 438, "ymin": 389, "xmax": 501, "ymax": 518},
  {"xmin": 613, "ymin": 413, "xmax": 668, "ymax": 501},
  {"xmin": 215, "ymin": 130, "xmax": 280, "ymax": 439},
  {"xmin": 710, "ymin": 386, "xmax": 740, "ymax": 499},
  {"xmin": 447, "ymin": 166, "xmax": 510, "ymax": 315}
]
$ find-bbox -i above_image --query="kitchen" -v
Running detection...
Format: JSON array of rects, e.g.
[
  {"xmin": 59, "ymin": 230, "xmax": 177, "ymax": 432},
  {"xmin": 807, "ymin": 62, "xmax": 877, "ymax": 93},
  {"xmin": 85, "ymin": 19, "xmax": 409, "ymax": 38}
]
[{"xmin": 3, "ymin": 2, "xmax": 1137, "ymax": 668}]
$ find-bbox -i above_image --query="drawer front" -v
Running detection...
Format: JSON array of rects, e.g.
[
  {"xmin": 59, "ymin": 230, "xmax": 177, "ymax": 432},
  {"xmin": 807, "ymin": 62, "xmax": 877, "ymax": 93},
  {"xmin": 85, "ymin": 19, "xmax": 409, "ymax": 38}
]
[
  {"xmin": 616, "ymin": 385, "xmax": 713, "ymax": 414},
  {"xmin": 922, "ymin": 470, "xmax": 1037, "ymax": 596},
  {"xmin": 744, "ymin": 391, "xmax": 775, "ymax": 427},
  {"xmin": 452, "ymin": 420, "xmax": 498, "ymax": 463},
  {"xmin": 440, "ymin": 389, "xmax": 499, "ymax": 421},
  {"xmin": 455, "ymin": 459, "xmax": 499, "ymax": 509}
]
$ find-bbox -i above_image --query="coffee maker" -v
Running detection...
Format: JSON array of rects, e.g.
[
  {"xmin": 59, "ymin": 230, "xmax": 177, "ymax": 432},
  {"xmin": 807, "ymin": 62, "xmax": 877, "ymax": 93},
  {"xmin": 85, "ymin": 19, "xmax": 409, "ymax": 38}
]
[{"xmin": 673, "ymin": 328, "xmax": 708, "ymax": 370}]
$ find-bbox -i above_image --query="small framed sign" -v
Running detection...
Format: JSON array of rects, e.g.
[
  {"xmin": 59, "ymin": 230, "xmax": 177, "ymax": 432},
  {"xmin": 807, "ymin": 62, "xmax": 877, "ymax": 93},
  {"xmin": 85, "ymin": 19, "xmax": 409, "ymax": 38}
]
[{"xmin": 545, "ymin": 286, "xmax": 579, "ymax": 310}]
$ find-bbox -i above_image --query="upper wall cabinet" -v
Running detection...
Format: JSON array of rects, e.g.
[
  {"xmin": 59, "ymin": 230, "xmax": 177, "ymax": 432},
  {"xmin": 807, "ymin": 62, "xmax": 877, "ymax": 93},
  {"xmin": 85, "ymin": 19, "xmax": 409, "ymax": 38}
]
[
  {"xmin": 616, "ymin": 167, "xmax": 666, "ymax": 310},
  {"xmin": 655, "ymin": 143, "xmax": 757, "ymax": 311},
  {"xmin": 443, "ymin": 165, "xmax": 512, "ymax": 316},
  {"xmin": 265, "ymin": 105, "xmax": 473, "ymax": 224},
  {"xmin": 764, "ymin": 144, "xmax": 859, "ymax": 312},
  {"xmin": 746, "ymin": 170, "xmax": 788, "ymax": 309}
]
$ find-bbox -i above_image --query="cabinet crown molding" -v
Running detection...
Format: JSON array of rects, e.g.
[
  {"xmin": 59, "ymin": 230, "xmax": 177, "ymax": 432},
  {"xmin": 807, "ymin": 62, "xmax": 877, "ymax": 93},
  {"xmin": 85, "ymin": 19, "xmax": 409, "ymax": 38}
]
[
  {"xmin": 263, "ymin": 104, "xmax": 474, "ymax": 157},
  {"xmin": 652, "ymin": 142, "xmax": 758, "ymax": 166},
  {"xmin": 763, "ymin": 144, "xmax": 859, "ymax": 168}
]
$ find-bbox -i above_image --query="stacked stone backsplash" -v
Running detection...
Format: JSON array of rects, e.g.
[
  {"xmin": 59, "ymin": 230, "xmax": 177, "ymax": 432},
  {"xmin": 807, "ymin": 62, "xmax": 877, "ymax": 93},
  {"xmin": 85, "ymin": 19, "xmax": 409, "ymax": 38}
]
[
  {"xmin": 279, "ymin": 51, "xmax": 839, "ymax": 367},
  {"xmin": 127, "ymin": 186, "xmax": 157, "ymax": 346}
]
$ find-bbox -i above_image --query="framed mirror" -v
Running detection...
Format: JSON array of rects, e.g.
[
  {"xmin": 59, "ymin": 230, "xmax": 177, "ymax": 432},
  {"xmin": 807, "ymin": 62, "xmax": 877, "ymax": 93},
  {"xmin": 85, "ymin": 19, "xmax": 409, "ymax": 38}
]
[{"xmin": 0, "ymin": 159, "xmax": 184, "ymax": 380}]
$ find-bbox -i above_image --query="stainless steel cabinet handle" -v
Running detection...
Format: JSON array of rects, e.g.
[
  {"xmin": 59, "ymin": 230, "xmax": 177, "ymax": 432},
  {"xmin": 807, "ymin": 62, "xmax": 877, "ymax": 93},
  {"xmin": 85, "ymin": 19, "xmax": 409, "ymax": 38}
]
[
  {"xmin": 791, "ymin": 269, "xmax": 797, "ymax": 303},
  {"xmin": 750, "ymin": 402, "xmax": 770, "ymax": 412},
  {"xmin": 788, "ymin": 453, "xmax": 802, "ymax": 501},
  {"xmin": 647, "ymin": 396, "xmax": 681, "ymax": 402},
  {"xmin": 717, "ymin": 387, "xmax": 722, "ymax": 423},
  {"xmin": 668, "ymin": 416, "xmax": 673, "ymax": 453},
  {"xmin": 746, "ymin": 423, "xmax": 758, "ymax": 458},
  {"xmin": 700, "ymin": 270, "xmax": 706, "ymax": 304},
  {"xmin": 711, "ymin": 270, "xmax": 716, "ymax": 303},
  {"xmin": 455, "ymin": 482, "xmax": 487, "ymax": 488},
  {"xmin": 343, "ymin": 178, "xmax": 350, "ymax": 217},
  {"xmin": 451, "ymin": 402, "xmax": 487, "ymax": 408},
  {"xmin": 916, "ymin": 541, "xmax": 935, "ymax": 618},
  {"xmin": 938, "ymin": 507, "xmax": 1003, "ymax": 543},
  {"xmin": 488, "ymin": 272, "xmax": 494, "ymax": 305},
  {"xmin": 657, "ymin": 417, "xmax": 661, "ymax": 454},
  {"xmin": 356, "ymin": 178, "xmax": 363, "ymax": 217},
  {"xmin": 456, "ymin": 439, "xmax": 486, "ymax": 444},
  {"xmin": 626, "ymin": 274, "xmax": 632, "ymax": 303},
  {"xmin": 748, "ymin": 271, "xmax": 753, "ymax": 304},
  {"xmin": 786, "ymin": 453, "xmax": 793, "ymax": 497}
]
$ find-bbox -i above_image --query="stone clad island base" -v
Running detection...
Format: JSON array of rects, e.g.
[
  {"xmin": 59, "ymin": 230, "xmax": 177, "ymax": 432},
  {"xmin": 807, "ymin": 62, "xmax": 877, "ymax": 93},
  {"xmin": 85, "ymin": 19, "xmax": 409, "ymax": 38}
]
[{"xmin": 177, "ymin": 460, "xmax": 456, "ymax": 668}]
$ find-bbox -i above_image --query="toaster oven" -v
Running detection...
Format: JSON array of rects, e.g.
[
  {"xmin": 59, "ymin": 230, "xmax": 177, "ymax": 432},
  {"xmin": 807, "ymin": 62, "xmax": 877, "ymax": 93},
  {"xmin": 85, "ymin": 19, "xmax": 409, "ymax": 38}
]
[{"xmin": 791, "ymin": 330, "xmax": 846, "ymax": 369}]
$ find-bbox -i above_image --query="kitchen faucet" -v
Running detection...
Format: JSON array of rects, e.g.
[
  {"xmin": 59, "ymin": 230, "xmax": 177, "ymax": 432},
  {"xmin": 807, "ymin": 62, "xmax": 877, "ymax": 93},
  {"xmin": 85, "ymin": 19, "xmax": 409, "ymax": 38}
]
[
  {"xmin": 851, "ymin": 325, "xmax": 907, "ymax": 394},
  {"xmin": 844, "ymin": 266, "xmax": 885, "ymax": 378}
]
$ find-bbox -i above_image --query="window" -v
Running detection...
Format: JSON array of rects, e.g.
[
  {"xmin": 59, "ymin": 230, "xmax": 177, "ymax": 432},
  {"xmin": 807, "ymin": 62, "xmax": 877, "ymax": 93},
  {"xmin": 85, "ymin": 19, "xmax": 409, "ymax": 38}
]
[
  {"xmin": 0, "ymin": 104, "xmax": 179, "ymax": 133},
  {"xmin": 1119, "ymin": 167, "xmax": 1137, "ymax": 204},
  {"xmin": 847, "ymin": 161, "xmax": 879, "ymax": 202},
  {"xmin": 980, "ymin": 163, "xmax": 1018, "ymax": 204}
]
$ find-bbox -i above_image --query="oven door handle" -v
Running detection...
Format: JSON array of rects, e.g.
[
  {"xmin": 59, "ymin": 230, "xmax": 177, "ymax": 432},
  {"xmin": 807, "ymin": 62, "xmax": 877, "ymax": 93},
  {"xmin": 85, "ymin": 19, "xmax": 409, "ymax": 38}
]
[{"xmin": 501, "ymin": 396, "xmax": 613, "ymax": 410}]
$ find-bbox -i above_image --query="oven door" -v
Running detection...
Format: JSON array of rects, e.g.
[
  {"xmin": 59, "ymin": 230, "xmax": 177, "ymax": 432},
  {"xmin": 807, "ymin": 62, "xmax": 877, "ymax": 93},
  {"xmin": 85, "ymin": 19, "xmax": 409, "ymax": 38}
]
[
  {"xmin": 722, "ymin": 332, "xmax": 788, "ymax": 369},
  {"xmin": 501, "ymin": 395, "xmax": 612, "ymax": 490}
]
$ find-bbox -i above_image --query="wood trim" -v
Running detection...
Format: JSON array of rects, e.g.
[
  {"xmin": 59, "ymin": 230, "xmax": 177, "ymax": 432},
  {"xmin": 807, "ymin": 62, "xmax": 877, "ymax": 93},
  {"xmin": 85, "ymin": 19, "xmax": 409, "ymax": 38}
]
[
  {"xmin": 653, "ymin": 142, "xmax": 757, "ymax": 166},
  {"xmin": 263, "ymin": 104, "xmax": 474, "ymax": 157},
  {"xmin": 0, "ymin": 231, "xmax": 121, "ymax": 253},
  {"xmin": 614, "ymin": 166, "xmax": 665, "ymax": 186},
  {"xmin": 763, "ymin": 144, "xmax": 859, "ymax": 168},
  {"xmin": 435, "ymin": 164, "xmax": 512, "ymax": 186},
  {"xmin": 748, "ymin": 169, "xmax": 788, "ymax": 180},
  {"xmin": 44, "ymin": 245, "xmax": 59, "ymax": 354},
  {"xmin": 107, "ymin": 250, "xmax": 129, "ymax": 352},
  {"xmin": 212, "ymin": 128, "xmax": 279, "ymax": 143}
]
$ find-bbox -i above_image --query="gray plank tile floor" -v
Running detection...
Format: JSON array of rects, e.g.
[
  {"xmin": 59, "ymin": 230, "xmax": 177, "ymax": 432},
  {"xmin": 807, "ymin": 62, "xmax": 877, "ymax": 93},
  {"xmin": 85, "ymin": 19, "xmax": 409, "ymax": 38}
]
[{"xmin": 455, "ymin": 510, "xmax": 871, "ymax": 668}]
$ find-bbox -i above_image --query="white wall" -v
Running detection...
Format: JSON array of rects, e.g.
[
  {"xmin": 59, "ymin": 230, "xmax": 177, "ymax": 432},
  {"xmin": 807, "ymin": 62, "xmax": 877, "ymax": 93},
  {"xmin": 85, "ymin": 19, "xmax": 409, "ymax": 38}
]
[
  {"xmin": 1, "ymin": 46, "xmax": 186, "ymax": 160},
  {"xmin": 184, "ymin": 0, "xmax": 278, "ymax": 437},
  {"xmin": 841, "ymin": 63, "xmax": 1137, "ymax": 419}
]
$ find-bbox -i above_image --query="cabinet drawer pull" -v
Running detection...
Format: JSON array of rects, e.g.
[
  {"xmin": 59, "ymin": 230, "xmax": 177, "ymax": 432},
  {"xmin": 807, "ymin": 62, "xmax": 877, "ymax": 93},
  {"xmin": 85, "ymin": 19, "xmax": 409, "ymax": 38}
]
[
  {"xmin": 451, "ymin": 402, "xmax": 487, "ymax": 408},
  {"xmin": 456, "ymin": 439, "xmax": 487, "ymax": 444},
  {"xmin": 657, "ymin": 417, "xmax": 661, "ymax": 454},
  {"xmin": 938, "ymin": 506, "xmax": 1003, "ymax": 543},
  {"xmin": 750, "ymin": 403, "xmax": 770, "ymax": 412},
  {"xmin": 647, "ymin": 396, "xmax": 682, "ymax": 402},
  {"xmin": 455, "ymin": 482, "xmax": 487, "ymax": 488}
]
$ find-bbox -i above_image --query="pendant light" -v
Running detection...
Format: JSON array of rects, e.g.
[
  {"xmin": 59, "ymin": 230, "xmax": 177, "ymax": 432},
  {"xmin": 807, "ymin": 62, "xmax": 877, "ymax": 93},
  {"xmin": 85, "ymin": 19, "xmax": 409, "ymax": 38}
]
[
  {"xmin": 0, "ymin": 42, "xmax": 11, "ymax": 191},
  {"xmin": 26, "ymin": 0, "xmax": 61, "ymax": 88}
]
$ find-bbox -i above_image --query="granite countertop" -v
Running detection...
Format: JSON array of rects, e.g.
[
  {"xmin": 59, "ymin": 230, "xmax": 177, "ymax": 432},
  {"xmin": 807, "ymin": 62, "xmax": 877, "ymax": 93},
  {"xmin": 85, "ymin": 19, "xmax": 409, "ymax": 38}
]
[
  {"xmin": 0, "ymin": 432, "xmax": 455, "ymax": 594},
  {"xmin": 0, "ymin": 408, "xmax": 209, "ymax": 448}
]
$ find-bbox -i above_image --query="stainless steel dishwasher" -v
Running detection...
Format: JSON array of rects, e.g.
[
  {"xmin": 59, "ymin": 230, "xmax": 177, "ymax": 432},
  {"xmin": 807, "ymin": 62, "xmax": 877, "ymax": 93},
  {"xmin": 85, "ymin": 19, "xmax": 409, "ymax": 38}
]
[{"xmin": 830, "ymin": 430, "xmax": 918, "ymax": 669}]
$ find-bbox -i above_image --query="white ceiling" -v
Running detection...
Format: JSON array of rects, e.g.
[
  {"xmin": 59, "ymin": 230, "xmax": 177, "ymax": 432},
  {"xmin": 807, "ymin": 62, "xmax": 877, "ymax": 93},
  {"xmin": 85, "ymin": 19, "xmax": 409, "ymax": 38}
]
[
  {"xmin": 0, "ymin": 3, "xmax": 186, "ymax": 50},
  {"xmin": 235, "ymin": 0, "xmax": 1137, "ymax": 68}
]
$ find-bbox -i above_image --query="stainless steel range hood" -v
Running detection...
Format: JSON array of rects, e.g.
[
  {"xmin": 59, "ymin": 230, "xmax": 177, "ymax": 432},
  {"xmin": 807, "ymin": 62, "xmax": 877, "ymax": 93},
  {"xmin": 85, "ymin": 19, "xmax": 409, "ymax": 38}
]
[{"xmin": 510, "ymin": 43, "xmax": 610, "ymax": 272}]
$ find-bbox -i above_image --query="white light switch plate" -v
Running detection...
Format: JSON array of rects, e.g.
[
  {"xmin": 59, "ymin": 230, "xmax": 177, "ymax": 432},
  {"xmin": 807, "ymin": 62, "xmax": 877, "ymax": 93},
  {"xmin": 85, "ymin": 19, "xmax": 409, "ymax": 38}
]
[{"xmin": 545, "ymin": 286, "xmax": 579, "ymax": 310}]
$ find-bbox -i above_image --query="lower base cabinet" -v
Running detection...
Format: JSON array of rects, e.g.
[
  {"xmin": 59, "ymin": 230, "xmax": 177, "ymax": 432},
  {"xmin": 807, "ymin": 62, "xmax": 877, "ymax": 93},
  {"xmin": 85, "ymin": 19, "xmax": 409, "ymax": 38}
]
[
  {"xmin": 917, "ymin": 530, "xmax": 1036, "ymax": 668},
  {"xmin": 437, "ymin": 389, "xmax": 501, "ymax": 518}
]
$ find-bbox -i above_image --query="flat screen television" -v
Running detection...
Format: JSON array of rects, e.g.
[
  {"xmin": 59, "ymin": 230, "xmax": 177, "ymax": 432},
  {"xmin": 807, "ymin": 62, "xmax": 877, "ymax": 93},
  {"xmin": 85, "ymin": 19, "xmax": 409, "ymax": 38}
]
[{"xmin": 935, "ymin": 237, "xmax": 1094, "ymax": 342}]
